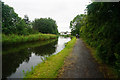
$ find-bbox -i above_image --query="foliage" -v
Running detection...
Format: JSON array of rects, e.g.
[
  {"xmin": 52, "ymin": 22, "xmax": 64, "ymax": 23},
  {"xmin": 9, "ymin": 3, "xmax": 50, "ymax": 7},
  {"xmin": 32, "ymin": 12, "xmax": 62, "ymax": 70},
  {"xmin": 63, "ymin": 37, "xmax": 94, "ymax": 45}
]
[
  {"xmin": 23, "ymin": 15, "xmax": 30, "ymax": 24},
  {"xmin": 24, "ymin": 37, "xmax": 76, "ymax": 78},
  {"xmin": 2, "ymin": 2, "xmax": 20, "ymax": 34},
  {"xmin": 76, "ymin": 2, "xmax": 120, "ymax": 74},
  {"xmin": 2, "ymin": 33, "xmax": 58, "ymax": 45},
  {"xmin": 2, "ymin": 2, "xmax": 35, "ymax": 35},
  {"xmin": 60, "ymin": 35, "xmax": 73, "ymax": 38},
  {"xmin": 70, "ymin": 2, "xmax": 120, "ymax": 75},
  {"xmin": 81, "ymin": 38, "xmax": 119, "ymax": 78},
  {"xmin": 33, "ymin": 18, "xmax": 58, "ymax": 34},
  {"xmin": 70, "ymin": 14, "xmax": 85, "ymax": 36},
  {"xmin": 2, "ymin": 2, "xmax": 58, "ymax": 35}
]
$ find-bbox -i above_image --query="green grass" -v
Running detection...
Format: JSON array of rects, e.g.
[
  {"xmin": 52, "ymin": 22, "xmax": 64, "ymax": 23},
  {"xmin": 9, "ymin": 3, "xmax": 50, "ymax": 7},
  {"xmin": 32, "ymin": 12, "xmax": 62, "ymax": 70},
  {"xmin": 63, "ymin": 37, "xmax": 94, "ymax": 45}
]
[
  {"xmin": 24, "ymin": 37, "xmax": 76, "ymax": 78},
  {"xmin": 60, "ymin": 35, "xmax": 73, "ymax": 38},
  {"xmin": 81, "ymin": 38, "xmax": 119, "ymax": 78},
  {"xmin": 2, "ymin": 33, "xmax": 58, "ymax": 45}
]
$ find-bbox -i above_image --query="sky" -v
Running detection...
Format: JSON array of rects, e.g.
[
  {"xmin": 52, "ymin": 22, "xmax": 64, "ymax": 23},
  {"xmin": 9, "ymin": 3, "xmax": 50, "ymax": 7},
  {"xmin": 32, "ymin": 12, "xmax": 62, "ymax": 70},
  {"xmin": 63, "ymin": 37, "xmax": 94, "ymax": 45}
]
[{"xmin": 3, "ymin": 0, "xmax": 91, "ymax": 32}]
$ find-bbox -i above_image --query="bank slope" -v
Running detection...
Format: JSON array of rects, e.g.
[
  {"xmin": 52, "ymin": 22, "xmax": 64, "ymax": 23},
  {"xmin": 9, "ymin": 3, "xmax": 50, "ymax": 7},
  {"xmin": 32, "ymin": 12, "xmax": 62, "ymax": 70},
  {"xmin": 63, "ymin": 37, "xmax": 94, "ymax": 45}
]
[
  {"xmin": 2, "ymin": 33, "xmax": 58, "ymax": 45},
  {"xmin": 25, "ymin": 37, "xmax": 76, "ymax": 78}
]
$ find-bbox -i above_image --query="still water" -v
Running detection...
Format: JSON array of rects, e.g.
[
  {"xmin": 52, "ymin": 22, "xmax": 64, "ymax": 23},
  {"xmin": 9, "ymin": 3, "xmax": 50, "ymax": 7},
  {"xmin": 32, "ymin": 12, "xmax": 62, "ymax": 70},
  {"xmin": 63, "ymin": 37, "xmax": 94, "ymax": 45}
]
[{"xmin": 2, "ymin": 37, "xmax": 71, "ymax": 78}]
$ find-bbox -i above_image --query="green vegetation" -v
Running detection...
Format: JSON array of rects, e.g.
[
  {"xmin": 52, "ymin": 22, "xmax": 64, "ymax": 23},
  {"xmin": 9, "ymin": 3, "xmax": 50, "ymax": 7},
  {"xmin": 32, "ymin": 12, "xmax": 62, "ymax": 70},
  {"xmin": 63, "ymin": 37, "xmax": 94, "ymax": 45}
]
[
  {"xmin": 3, "ymin": 39, "xmax": 58, "ymax": 54},
  {"xmin": 71, "ymin": 2, "xmax": 120, "ymax": 77},
  {"xmin": 81, "ymin": 38, "xmax": 118, "ymax": 78},
  {"xmin": 70, "ymin": 14, "xmax": 85, "ymax": 36},
  {"xmin": 2, "ymin": 1, "xmax": 58, "ymax": 35},
  {"xmin": 33, "ymin": 18, "xmax": 58, "ymax": 34},
  {"xmin": 60, "ymin": 35, "xmax": 73, "ymax": 38},
  {"xmin": 24, "ymin": 37, "xmax": 76, "ymax": 78},
  {"xmin": 2, "ymin": 33, "xmax": 58, "ymax": 45},
  {"xmin": 2, "ymin": 2, "xmax": 36, "ymax": 35},
  {"xmin": 2, "ymin": 1, "xmax": 58, "ymax": 42}
]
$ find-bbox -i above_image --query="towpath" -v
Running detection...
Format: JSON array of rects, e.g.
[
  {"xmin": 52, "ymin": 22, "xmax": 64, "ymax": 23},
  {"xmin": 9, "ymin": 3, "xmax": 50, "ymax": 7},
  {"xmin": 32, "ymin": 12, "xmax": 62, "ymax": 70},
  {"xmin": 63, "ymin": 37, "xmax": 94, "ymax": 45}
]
[{"xmin": 58, "ymin": 39, "xmax": 104, "ymax": 78}]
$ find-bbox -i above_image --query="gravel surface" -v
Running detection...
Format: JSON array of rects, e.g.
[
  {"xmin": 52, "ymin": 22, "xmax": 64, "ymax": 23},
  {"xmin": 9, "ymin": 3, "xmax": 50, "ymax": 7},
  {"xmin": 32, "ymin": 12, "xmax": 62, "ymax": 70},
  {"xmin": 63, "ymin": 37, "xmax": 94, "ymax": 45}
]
[{"xmin": 58, "ymin": 39, "xmax": 104, "ymax": 78}]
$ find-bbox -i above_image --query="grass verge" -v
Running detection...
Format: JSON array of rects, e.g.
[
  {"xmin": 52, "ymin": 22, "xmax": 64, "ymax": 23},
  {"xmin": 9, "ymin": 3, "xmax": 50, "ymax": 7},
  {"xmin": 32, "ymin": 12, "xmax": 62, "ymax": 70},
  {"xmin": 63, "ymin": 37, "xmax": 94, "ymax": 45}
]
[
  {"xmin": 24, "ymin": 37, "xmax": 76, "ymax": 78},
  {"xmin": 81, "ymin": 38, "xmax": 118, "ymax": 78},
  {"xmin": 2, "ymin": 33, "xmax": 58, "ymax": 45}
]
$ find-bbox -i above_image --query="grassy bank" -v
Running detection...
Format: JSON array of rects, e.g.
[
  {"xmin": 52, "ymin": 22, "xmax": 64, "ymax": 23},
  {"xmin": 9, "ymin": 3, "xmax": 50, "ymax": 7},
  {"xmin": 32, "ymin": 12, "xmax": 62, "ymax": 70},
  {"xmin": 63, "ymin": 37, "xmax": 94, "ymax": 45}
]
[
  {"xmin": 24, "ymin": 37, "xmax": 76, "ymax": 78},
  {"xmin": 60, "ymin": 35, "xmax": 72, "ymax": 38},
  {"xmin": 2, "ymin": 33, "xmax": 58, "ymax": 45},
  {"xmin": 81, "ymin": 38, "xmax": 119, "ymax": 78}
]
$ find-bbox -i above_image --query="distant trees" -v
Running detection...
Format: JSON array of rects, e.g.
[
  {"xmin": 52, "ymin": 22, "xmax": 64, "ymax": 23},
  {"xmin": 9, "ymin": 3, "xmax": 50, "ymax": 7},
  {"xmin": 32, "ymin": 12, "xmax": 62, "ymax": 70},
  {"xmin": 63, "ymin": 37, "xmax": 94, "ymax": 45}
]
[
  {"xmin": 2, "ymin": 1, "xmax": 58, "ymax": 35},
  {"xmin": 24, "ymin": 15, "xmax": 30, "ymax": 24},
  {"xmin": 33, "ymin": 18, "xmax": 58, "ymax": 34},
  {"xmin": 70, "ymin": 14, "xmax": 85, "ymax": 36}
]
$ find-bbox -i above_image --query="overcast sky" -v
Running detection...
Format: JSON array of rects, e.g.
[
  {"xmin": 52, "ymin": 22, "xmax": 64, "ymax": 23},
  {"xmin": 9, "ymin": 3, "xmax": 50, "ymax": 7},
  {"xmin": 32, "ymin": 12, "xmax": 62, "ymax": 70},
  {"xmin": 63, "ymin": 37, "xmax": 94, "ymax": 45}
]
[{"xmin": 3, "ymin": 0, "xmax": 91, "ymax": 32}]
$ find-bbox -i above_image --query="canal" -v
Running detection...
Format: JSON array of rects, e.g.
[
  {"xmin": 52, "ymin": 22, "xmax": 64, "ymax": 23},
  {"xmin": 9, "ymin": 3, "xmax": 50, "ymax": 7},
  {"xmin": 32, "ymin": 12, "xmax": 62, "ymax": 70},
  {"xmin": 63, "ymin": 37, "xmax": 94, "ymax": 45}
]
[{"xmin": 2, "ymin": 37, "xmax": 71, "ymax": 78}]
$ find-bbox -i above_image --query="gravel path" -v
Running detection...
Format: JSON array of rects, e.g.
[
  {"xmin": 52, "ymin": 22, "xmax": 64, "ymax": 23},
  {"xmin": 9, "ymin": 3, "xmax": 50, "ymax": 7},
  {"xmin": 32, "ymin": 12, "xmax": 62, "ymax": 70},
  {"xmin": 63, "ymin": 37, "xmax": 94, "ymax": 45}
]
[{"xmin": 58, "ymin": 39, "xmax": 104, "ymax": 78}]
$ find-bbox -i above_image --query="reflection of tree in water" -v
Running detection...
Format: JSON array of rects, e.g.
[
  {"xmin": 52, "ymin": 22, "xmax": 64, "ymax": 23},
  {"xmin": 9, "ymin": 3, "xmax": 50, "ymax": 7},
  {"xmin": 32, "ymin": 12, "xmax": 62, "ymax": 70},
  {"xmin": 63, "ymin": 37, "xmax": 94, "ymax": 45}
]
[
  {"xmin": 31, "ymin": 40, "xmax": 58, "ymax": 56},
  {"xmin": 3, "ymin": 39, "xmax": 57, "ymax": 54},
  {"xmin": 2, "ymin": 49, "xmax": 31, "ymax": 78},
  {"xmin": 2, "ymin": 39, "xmax": 58, "ymax": 79}
]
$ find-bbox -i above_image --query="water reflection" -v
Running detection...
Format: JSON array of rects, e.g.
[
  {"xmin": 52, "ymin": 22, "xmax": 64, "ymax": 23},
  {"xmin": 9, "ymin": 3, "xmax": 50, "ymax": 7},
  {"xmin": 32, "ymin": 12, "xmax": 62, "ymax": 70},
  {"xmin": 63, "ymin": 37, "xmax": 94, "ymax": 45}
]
[
  {"xmin": 2, "ymin": 37, "xmax": 71, "ymax": 78},
  {"xmin": 53, "ymin": 37, "xmax": 71, "ymax": 54}
]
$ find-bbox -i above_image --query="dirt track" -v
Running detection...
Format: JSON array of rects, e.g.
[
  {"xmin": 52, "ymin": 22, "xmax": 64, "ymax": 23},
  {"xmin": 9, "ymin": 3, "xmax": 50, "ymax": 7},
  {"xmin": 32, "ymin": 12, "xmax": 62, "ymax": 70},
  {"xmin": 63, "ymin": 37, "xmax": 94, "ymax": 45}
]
[{"xmin": 58, "ymin": 39, "xmax": 104, "ymax": 78}]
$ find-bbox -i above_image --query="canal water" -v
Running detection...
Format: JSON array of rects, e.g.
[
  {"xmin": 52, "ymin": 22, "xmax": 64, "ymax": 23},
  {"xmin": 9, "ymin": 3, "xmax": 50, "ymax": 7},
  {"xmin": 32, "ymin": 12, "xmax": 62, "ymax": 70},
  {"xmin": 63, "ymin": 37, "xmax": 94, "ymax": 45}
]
[{"xmin": 2, "ymin": 37, "xmax": 71, "ymax": 78}]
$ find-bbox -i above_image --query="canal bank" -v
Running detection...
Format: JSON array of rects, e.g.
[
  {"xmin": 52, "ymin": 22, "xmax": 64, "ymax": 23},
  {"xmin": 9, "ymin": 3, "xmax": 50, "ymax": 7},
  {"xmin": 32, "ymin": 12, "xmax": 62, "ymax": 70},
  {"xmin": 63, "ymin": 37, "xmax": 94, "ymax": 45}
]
[
  {"xmin": 2, "ymin": 37, "xmax": 72, "ymax": 79},
  {"xmin": 24, "ymin": 37, "xmax": 76, "ymax": 78},
  {"xmin": 2, "ymin": 33, "xmax": 58, "ymax": 45},
  {"xmin": 3, "ymin": 39, "xmax": 58, "ymax": 55}
]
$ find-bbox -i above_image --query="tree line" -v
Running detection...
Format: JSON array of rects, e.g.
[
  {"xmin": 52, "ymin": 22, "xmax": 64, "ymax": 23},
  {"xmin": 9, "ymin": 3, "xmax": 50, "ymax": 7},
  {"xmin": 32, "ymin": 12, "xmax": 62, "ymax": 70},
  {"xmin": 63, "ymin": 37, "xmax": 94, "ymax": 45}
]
[
  {"xmin": 70, "ymin": 2, "xmax": 120, "ymax": 73},
  {"xmin": 2, "ymin": 1, "xmax": 58, "ymax": 35}
]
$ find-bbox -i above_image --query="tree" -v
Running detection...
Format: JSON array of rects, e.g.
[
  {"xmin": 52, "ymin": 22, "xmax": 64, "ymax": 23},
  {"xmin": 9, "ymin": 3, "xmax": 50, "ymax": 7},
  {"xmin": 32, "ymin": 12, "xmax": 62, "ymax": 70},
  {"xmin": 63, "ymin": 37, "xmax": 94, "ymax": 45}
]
[
  {"xmin": 2, "ymin": 2, "xmax": 35, "ymax": 35},
  {"xmin": 33, "ymin": 18, "xmax": 58, "ymax": 34},
  {"xmin": 78, "ymin": 2, "xmax": 120, "ymax": 69},
  {"xmin": 24, "ymin": 15, "xmax": 30, "ymax": 24},
  {"xmin": 70, "ymin": 14, "xmax": 85, "ymax": 36},
  {"xmin": 2, "ymin": 2, "xmax": 21, "ymax": 34}
]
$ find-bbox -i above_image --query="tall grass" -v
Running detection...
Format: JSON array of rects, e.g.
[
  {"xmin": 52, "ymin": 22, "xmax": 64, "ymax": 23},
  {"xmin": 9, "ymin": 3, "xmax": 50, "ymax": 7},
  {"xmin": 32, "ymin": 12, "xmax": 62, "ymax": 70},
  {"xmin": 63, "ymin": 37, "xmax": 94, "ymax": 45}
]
[{"xmin": 2, "ymin": 33, "xmax": 58, "ymax": 45}]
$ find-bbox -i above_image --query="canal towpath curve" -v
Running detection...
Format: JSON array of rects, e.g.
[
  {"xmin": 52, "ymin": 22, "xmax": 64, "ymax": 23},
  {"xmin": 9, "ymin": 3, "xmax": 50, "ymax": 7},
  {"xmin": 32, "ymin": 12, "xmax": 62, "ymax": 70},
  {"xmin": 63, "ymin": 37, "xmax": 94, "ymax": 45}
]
[{"xmin": 58, "ymin": 39, "xmax": 104, "ymax": 78}]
